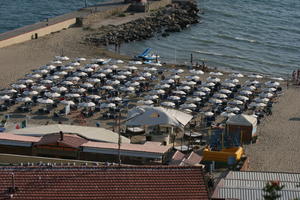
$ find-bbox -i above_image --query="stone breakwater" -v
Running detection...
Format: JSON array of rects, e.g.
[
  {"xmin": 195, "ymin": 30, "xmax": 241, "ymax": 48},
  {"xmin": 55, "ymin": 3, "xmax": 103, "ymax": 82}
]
[{"xmin": 86, "ymin": 1, "xmax": 199, "ymax": 46}]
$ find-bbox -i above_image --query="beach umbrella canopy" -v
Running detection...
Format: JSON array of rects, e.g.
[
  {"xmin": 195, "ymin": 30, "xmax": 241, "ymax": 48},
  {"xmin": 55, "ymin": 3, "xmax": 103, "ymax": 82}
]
[
  {"xmin": 243, "ymin": 85, "xmax": 256, "ymax": 91},
  {"xmin": 213, "ymin": 93, "xmax": 227, "ymax": 99},
  {"xmin": 0, "ymin": 89, "xmax": 17, "ymax": 94},
  {"xmin": 209, "ymin": 98, "xmax": 222, "ymax": 104},
  {"xmin": 132, "ymin": 76, "xmax": 146, "ymax": 81},
  {"xmin": 178, "ymin": 85, "xmax": 191, "ymax": 91},
  {"xmin": 26, "ymin": 74, "xmax": 41, "ymax": 79},
  {"xmin": 106, "ymin": 80, "xmax": 120, "ymax": 85},
  {"xmin": 219, "ymin": 89, "xmax": 232, "ymax": 94},
  {"xmin": 187, "ymin": 97, "xmax": 201, "ymax": 102},
  {"xmin": 91, "ymin": 58, "xmax": 105, "ymax": 63},
  {"xmin": 61, "ymin": 81, "xmax": 74, "ymax": 86},
  {"xmin": 246, "ymin": 80, "xmax": 260, "ymax": 85},
  {"xmin": 118, "ymin": 71, "xmax": 132, "ymax": 76},
  {"xmin": 72, "ymin": 88, "xmax": 86, "ymax": 93},
  {"xmin": 0, "ymin": 95, "xmax": 11, "ymax": 100},
  {"xmin": 138, "ymin": 100, "xmax": 154, "ymax": 105},
  {"xmin": 76, "ymin": 57, "xmax": 86, "ymax": 62},
  {"xmin": 54, "ymin": 71, "xmax": 68, "ymax": 76},
  {"xmin": 92, "ymin": 73, "xmax": 106, "ymax": 78},
  {"xmin": 66, "ymin": 76, "xmax": 80, "ymax": 81},
  {"xmin": 265, "ymin": 81, "xmax": 280, "ymax": 87},
  {"xmin": 126, "ymin": 66, "xmax": 138, "ymax": 70},
  {"xmin": 225, "ymin": 78, "xmax": 239, "ymax": 83},
  {"xmin": 87, "ymin": 78, "xmax": 101, "ymax": 83},
  {"xmin": 115, "ymin": 59, "xmax": 124, "ymax": 64},
  {"xmin": 155, "ymin": 84, "xmax": 170, "ymax": 89},
  {"xmin": 228, "ymin": 99, "xmax": 244, "ymax": 105},
  {"xmin": 60, "ymin": 100, "xmax": 75, "ymax": 106},
  {"xmin": 169, "ymin": 74, "xmax": 181, "ymax": 79},
  {"xmin": 162, "ymin": 79, "xmax": 175, "ymax": 84},
  {"xmin": 58, "ymin": 56, "xmax": 70, "ymax": 61},
  {"xmin": 235, "ymin": 95, "xmax": 249, "ymax": 101},
  {"xmin": 16, "ymin": 97, "xmax": 32, "ymax": 102},
  {"xmin": 262, "ymin": 87, "xmax": 276, "ymax": 92},
  {"xmin": 80, "ymin": 67, "xmax": 94, "ymax": 73},
  {"xmin": 113, "ymin": 75, "xmax": 127, "ymax": 80},
  {"xmin": 145, "ymin": 95, "xmax": 159, "ymax": 100},
  {"xmin": 87, "ymin": 95, "xmax": 101, "ymax": 100},
  {"xmin": 120, "ymin": 87, "xmax": 135, "ymax": 92},
  {"xmin": 51, "ymin": 86, "xmax": 68, "ymax": 93},
  {"xmin": 144, "ymin": 67, "xmax": 157, "ymax": 71},
  {"xmin": 12, "ymin": 84, "xmax": 26, "ymax": 89},
  {"xmin": 270, "ymin": 77, "xmax": 284, "ymax": 81},
  {"xmin": 45, "ymin": 92, "xmax": 60, "ymax": 98},
  {"xmin": 209, "ymin": 72, "xmax": 223, "ymax": 76},
  {"xmin": 202, "ymin": 82, "xmax": 215, "ymax": 87},
  {"xmin": 106, "ymin": 65, "xmax": 119, "ymax": 69},
  {"xmin": 51, "ymin": 60, "xmax": 62, "ymax": 65},
  {"xmin": 168, "ymin": 96, "xmax": 181, "ymax": 101},
  {"xmin": 222, "ymin": 82, "xmax": 236, "ymax": 88},
  {"xmin": 100, "ymin": 68, "xmax": 113, "ymax": 74},
  {"xmin": 100, "ymin": 103, "xmax": 116, "ymax": 108},
  {"xmin": 37, "ymin": 98, "xmax": 54, "ymax": 104},
  {"xmin": 35, "ymin": 69, "xmax": 48, "ymax": 74},
  {"xmin": 225, "ymin": 106, "xmax": 240, "ymax": 112},
  {"xmin": 23, "ymin": 90, "xmax": 38, "ymax": 96},
  {"xmin": 172, "ymin": 90, "xmax": 186, "ymax": 95},
  {"xmin": 240, "ymin": 90, "xmax": 252, "ymax": 95},
  {"xmin": 125, "ymin": 81, "xmax": 140, "ymax": 87},
  {"xmin": 254, "ymin": 97, "xmax": 269, "ymax": 103},
  {"xmin": 186, "ymin": 75, "xmax": 200, "ymax": 81},
  {"xmin": 69, "ymin": 62, "xmax": 81, "ymax": 66},
  {"xmin": 41, "ymin": 79, "xmax": 53, "ymax": 84},
  {"xmin": 79, "ymin": 102, "xmax": 96, "ymax": 108},
  {"xmin": 161, "ymin": 101, "xmax": 175, "ymax": 108},
  {"xmin": 221, "ymin": 112, "xmax": 236, "ymax": 117},
  {"xmin": 74, "ymin": 72, "xmax": 88, "ymax": 77},
  {"xmin": 65, "ymin": 93, "xmax": 80, "ymax": 98},
  {"xmin": 204, "ymin": 111, "xmax": 214, "ymax": 117},
  {"xmin": 230, "ymin": 72, "xmax": 244, "ymax": 78},
  {"xmin": 41, "ymin": 65, "xmax": 56, "ymax": 70},
  {"xmin": 248, "ymin": 74, "xmax": 263, "ymax": 79},
  {"xmin": 198, "ymin": 87, "xmax": 211, "ymax": 92},
  {"xmin": 61, "ymin": 66, "xmax": 74, "ymax": 71},
  {"xmin": 193, "ymin": 91, "xmax": 206, "ymax": 96},
  {"xmin": 259, "ymin": 92, "xmax": 273, "ymax": 98},
  {"xmin": 108, "ymin": 97, "xmax": 122, "ymax": 102},
  {"xmin": 32, "ymin": 85, "xmax": 46, "ymax": 91},
  {"xmin": 189, "ymin": 69, "xmax": 204, "ymax": 75},
  {"xmin": 129, "ymin": 61, "xmax": 143, "ymax": 65},
  {"xmin": 46, "ymin": 75, "xmax": 60, "ymax": 80},
  {"xmin": 150, "ymin": 89, "xmax": 165, "ymax": 94},
  {"xmin": 180, "ymin": 103, "xmax": 197, "ymax": 109},
  {"xmin": 19, "ymin": 80, "xmax": 33, "ymax": 87},
  {"xmin": 80, "ymin": 83, "xmax": 94, "ymax": 88},
  {"xmin": 255, "ymin": 102, "xmax": 267, "ymax": 107},
  {"xmin": 207, "ymin": 76, "xmax": 220, "ymax": 82},
  {"xmin": 182, "ymin": 81, "xmax": 197, "ymax": 86},
  {"xmin": 141, "ymin": 72, "xmax": 152, "ymax": 77},
  {"xmin": 101, "ymin": 85, "xmax": 114, "ymax": 90},
  {"xmin": 170, "ymin": 69, "xmax": 184, "ymax": 74}
]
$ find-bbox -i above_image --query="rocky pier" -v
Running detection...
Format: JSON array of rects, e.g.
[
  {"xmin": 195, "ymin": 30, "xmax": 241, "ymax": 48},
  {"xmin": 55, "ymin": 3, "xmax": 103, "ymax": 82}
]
[{"xmin": 86, "ymin": 0, "xmax": 200, "ymax": 46}]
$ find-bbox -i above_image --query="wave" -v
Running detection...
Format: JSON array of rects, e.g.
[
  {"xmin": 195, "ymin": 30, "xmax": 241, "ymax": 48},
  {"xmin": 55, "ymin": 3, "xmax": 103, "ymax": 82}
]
[
  {"xmin": 217, "ymin": 34, "xmax": 257, "ymax": 43},
  {"xmin": 195, "ymin": 50, "xmax": 246, "ymax": 60}
]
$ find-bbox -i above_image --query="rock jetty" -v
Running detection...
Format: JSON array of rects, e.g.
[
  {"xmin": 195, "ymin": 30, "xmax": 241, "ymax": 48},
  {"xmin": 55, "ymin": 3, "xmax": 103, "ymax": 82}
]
[{"xmin": 86, "ymin": 1, "xmax": 200, "ymax": 46}]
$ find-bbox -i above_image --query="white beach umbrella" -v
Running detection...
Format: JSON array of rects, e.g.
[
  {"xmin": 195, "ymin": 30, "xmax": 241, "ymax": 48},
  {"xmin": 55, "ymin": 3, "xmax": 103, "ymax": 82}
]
[
  {"xmin": 202, "ymin": 82, "xmax": 215, "ymax": 87},
  {"xmin": 51, "ymin": 86, "xmax": 68, "ymax": 93},
  {"xmin": 180, "ymin": 103, "xmax": 197, "ymax": 109},
  {"xmin": 129, "ymin": 61, "xmax": 143, "ymax": 65},
  {"xmin": 61, "ymin": 66, "xmax": 74, "ymax": 71},
  {"xmin": 32, "ymin": 85, "xmax": 46, "ymax": 91},
  {"xmin": 118, "ymin": 71, "xmax": 132, "ymax": 76},
  {"xmin": 100, "ymin": 103, "xmax": 116, "ymax": 108},
  {"xmin": 52, "ymin": 60, "xmax": 62, "ymax": 65},
  {"xmin": 221, "ymin": 112, "xmax": 236, "ymax": 117},
  {"xmin": 246, "ymin": 80, "xmax": 260, "ymax": 85},
  {"xmin": 132, "ymin": 76, "xmax": 146, "ymax": 81},
  {"xmin": 213, "ymin": 93, "xmax": 227, "ymax": 99},
  {"xmin": 189, "ymin": 69, "xmax": 204, "ymax": 75},
  {"xmin": 66, "ymin": 76, "xmax": 80, "ymax": 81},
  {"xmin": 101, "ymin": 68, "xmax": 113, "ymax": 74},
  {"xmin": 41, "ymin": 65, "xmax": 56, "ymax": 70},
  {"xmin": 169, "ymin": 74, "xmax": 180, "ymax": 79},
  {"xmin": 65, "ymin": 93, "xmax": 80, "ymax": 98},
  {"xmin": 222, "ymin": 82, "xmax": 236, "ymax": 88},
  {"xmin": 219, "ymin": 89, "xmax": 232, "ymax": 94},
  {"xmin": 76, "ymin": 57, "xmax": 86, "ymax": 62},
  {"xmin": 162, "ymin": 79, "xmax": 175, "ymax": 84},
  {"xmin": 254, "ymin": 97, "xmax": 269, "ymax": 103},
  {"xmin": 35, "ymin": 69, "xmax": 48, "ymax": 74},
  {"xmin": 186, "ymin": 75, "xmax": 200, "ymax": 81},
  {"xmin": 265, "ymin": 81, "xmax": 280, "ymax": 87},
  {"xmin": 59, "ymin": 56, "xmax": 70, "ymax": 61},
  {"xmin": 186, "ymin": 97, "xmax": 201, "ymax": 102},
  {"xmin": 248, "ymin": 74, "xmax": 263, "ymax": 79},
  {"xmin": 155, "ymin": 84, "xmax": 170, "ymax": 89},
  {"xmin": 92, "ymin": 73, "xmax": 106, "ymax": 78},
  {"xmin": 81, "ymin": 83, "xmax": 94, "ymax": 88},
  {"xmin": 12, "ymin": 84, "xmax": 26, "ymax": 89},
  {"xmin": 198, "ymin": 87, "xmax": 211, "ymax": 92},
  {"xmin": 225, "ymin": 106, "xmax": 240, "ymax": 112},
  {"xmin": 235, "ymin": 95, "xmax": 249, "ymax": 101},
  {"xmin": 92, "ymin": 58, "xmax": 105, "ymax": 63},
  {"xmin": 46, "ymin": 75, "xmax": 60, "ymax": 80},
  {"xmin": 101, "ymin": 85, "xmax": 114, "ymax": 90},
  {"xmin": 161, "ymin": 101, "xmax": 175, "ymax": 108},
  {"xmin": 61, "ymin": 81, "xmax": 74, "ymax": 86},
  {"xmin": 141, "ymin": 72, "xmax": 152, "ymax": 77},
  {"xmin": 115, "ymin": 60, "xmax": 124, "ymax": 64},
  {"xmin": 145, "ymin": 95, "xmax": 159, "ymax": 100},
  {"xmin": 230, "ymin": 73, "xmax": 244, "ymax": 78},
  {"xmin": 106, "ymin": 65, "xmax": 119, "ymax": 69},
  {"xmin": 16, "ymin": 97, "xmax": 32, "ymax": 103},
  {"xmin": 270, "ymin": 77, "xmax": 284, "ymax": 81},
  {"xmin": 144, "ymin": 67, "xmax": 157, "ymax": 71},
  {"xmin": 138, "ymin": 100, "xmax": 154, "ymax": 105},
  {"xmin": 168, "ymin": 96, "xmax": 181, "ymax": 101},
  {"xmin": 26, "ymin": 74, "xmax": 41, "ymax": 79},
  {"xmin": 228, "ymin": 100, "xmax": 244, "ymax": 105},
  {"xmin": 0, "ymin": 95, "xmax": 11, "ymax": 101},
  {"xmin": 41, "ymin": 79, "xmax": 53, "ymax": 84},
  {"xmin": 79, "ymin": 102, "xmax": 96, "ymax": 108},
  {"xmin": 72, "ymin": 88, "xmax": 86, "ymax": 93},
  {"xmin": 108, "ymin": 97, "xmax": 122, "ymax": 102},
  {"xmin": 172, "ymin": 90, "xmax": 186, "ymax": 95},
  {"xmin": 207, "ymin": 76, "xmax": 220, "ymax": 83},
  {"xmin": 80, "ymin": 67, "xmax": 94, "ymax": 73},
  {"xmin": 243, "ymin": 85, "xmax": 256, "ymax": 91},
  {"xmin": 106, "ymin": 80, "xmax": 120, "ymax": 85},
  {"xmin": 69, "ymin": 62, "xmax": 81, "ymax": 66},
  {"xmin": 87, "ymin": 78, "xmax": 101, "ymax": 83},
  {"xmin": 45, "ymin": 92, "xmax": 60, "ymax": 98},
  {"xmin": 87, "ymin": 95, "xmax": 101, "ymax": 100},
  {"xmin": 204, "ymin": 111, "xmax": 214, "ymax": 117},
  {"xmin": 259, "ymin": 92, "xmax": 273, "ymax": 98},
  {"xmin": 120, "ymin": 87, "xmax": 135, "ymax": 92},
  {"xmin": 150, "ymin": 89, "xmax": 165, "ymax": 95},
  {"xmin": 240, "ymin": 90, "xmax": 252, "ymax": 95},
  {"xmin": 178, "ymin": 85, "xmax": 191, "ymax": 91},
  {"xmin": 225, "ymin": 78, "xmax": 239, "ymax": 84},
  {"xmin": 23, "ymin": 90, "xmax": 38, "ymax": 96},
  {"xmin": 0, "ymin": 89, "xmax": 17, "ymax": 94},
  {"xmin": 126, "ymin": 66, "xmax": 138, "ymax": 70},
  {"xmin": 209, "ymin": 72, "xmax": 223, "ymax": 76},
  {"xmin": 193, "ymin": 91, "xmax": 206, "ymax": 96},
  {"xmin": 125, "ymin": 81, "xmax": 140, "ymax": 87},
  {"xmin": 182, "ymin": 81, "xmax": 197, "ymax": 86},
  {"xmin": 60, "ymin": 100, "xmax": 75, "ymax": 105},
  {"xmin": 262, "ymin": 87, "xmax": 276, "ymax": 92},
  {"xmin": 37, "ymin": 98, "xmax": 53, "ymax": 104},
  {"xmin": 74, "ymin": 72, "xmax": 88, "ymax": 77},
  {"xmin": 113, "ymin": 75, "xmax": 127, "ymax": 80},
  {"xmin": 255, "ymin": 102, "xmax": 267, "ymax": 107},
  {"xmin": 170, "ymin": 69, "xmax": 184, "ymax": 74},
  {"xmin": 209, "ymin": 98, "xmax": 222, "ymax": 104}
]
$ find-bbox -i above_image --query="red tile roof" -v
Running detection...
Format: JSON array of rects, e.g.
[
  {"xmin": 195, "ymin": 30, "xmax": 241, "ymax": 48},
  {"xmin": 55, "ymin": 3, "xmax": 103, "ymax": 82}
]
[
  {"xmin": 170, "ymin": 151, "xmax": 203, "ymax": 166},
  {"xmin": 0, "ymin": 133, "xmax": 40, "ymax": 143},
  {"xmin": 0, "ymin": 166, "xmax": 209, "ymax": 200},
  {"xmin": 34, "ymin": 133, "xmax": 88, "ymax": 148}
]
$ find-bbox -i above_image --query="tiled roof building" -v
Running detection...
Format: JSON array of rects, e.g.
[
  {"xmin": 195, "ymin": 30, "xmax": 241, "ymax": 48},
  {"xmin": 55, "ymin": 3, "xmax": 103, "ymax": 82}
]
[{"xmin": 0, "ymin": 166, "xmax": 209, "ymax": 200}]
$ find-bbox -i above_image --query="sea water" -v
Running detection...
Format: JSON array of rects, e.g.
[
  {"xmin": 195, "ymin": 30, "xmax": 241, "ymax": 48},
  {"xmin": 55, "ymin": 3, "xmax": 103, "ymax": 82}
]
[{"xmin": 0, "ymin": 0, "xmax": 299, "ymax": 76}]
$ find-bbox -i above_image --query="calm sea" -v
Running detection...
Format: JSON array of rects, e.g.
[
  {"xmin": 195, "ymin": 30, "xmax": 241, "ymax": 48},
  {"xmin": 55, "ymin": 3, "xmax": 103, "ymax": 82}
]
[{"xmin": 0, "ymin": 0, "xmax": 299, "ymax": 76}]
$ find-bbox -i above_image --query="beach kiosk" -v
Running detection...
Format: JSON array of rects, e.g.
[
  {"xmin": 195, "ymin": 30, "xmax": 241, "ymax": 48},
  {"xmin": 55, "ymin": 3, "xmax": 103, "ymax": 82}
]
[{"xmin": 226, "ymin": 114, "xmax": 257, "ymax": 144}]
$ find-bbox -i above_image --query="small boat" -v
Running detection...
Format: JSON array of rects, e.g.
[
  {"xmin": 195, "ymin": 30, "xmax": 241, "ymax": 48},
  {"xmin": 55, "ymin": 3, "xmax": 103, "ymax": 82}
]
[{"xmin": 135, "ymin": 48, "xmax": 160, "ymax": 61}]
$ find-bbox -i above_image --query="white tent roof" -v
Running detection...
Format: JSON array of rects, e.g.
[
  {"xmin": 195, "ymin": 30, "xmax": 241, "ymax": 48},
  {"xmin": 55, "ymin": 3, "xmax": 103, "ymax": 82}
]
[
  {"xmin": 226, "ymin": 114, "xmax": 257, "ymax": 127},
  {"xmin": 126, "ymin": 106, "xmax": 193, "ymax": 128},
  {"xmin": 11, "ymin": 124, "xmax": 130, "ymax": 144}
]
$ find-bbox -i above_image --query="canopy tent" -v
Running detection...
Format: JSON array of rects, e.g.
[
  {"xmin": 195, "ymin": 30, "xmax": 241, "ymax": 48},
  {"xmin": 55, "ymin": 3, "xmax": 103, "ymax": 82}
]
[
  {"xmin": 126, "ymin": 106, "xmax": 193, "ymax": 128},
  {"xmin": 226, "ymin": 114, "xmax": 257, "ymax": 143}
]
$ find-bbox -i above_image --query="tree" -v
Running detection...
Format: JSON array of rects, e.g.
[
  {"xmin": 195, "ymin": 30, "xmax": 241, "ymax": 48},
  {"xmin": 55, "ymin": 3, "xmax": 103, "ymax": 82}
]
[{"xmin": 263, "ymin": 181, "xmax": 284, "ymax": 200}]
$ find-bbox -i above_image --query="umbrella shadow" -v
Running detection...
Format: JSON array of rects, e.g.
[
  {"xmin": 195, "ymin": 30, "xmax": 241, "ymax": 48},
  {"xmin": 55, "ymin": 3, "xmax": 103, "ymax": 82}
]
[
  {"xmin": 31, "ymin": 115, "xmax": 52, "ymax": 120},
  {"xmin": 52, "ymin": 116, "xmax": 69, "ymax": 122},
  {"xmin": 7, "ymin": 114, "xmax": 27, "ymax": 119},
  {"xmin": 289, "ymin": 117, "xmax": 300, "ymax": 121}
]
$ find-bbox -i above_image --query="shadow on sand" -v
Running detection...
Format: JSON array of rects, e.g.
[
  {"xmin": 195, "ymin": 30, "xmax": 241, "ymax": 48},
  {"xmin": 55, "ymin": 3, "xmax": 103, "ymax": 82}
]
[{"xmin": 289, "ymin": 117, "xmax": 300, "ymax": 121}]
